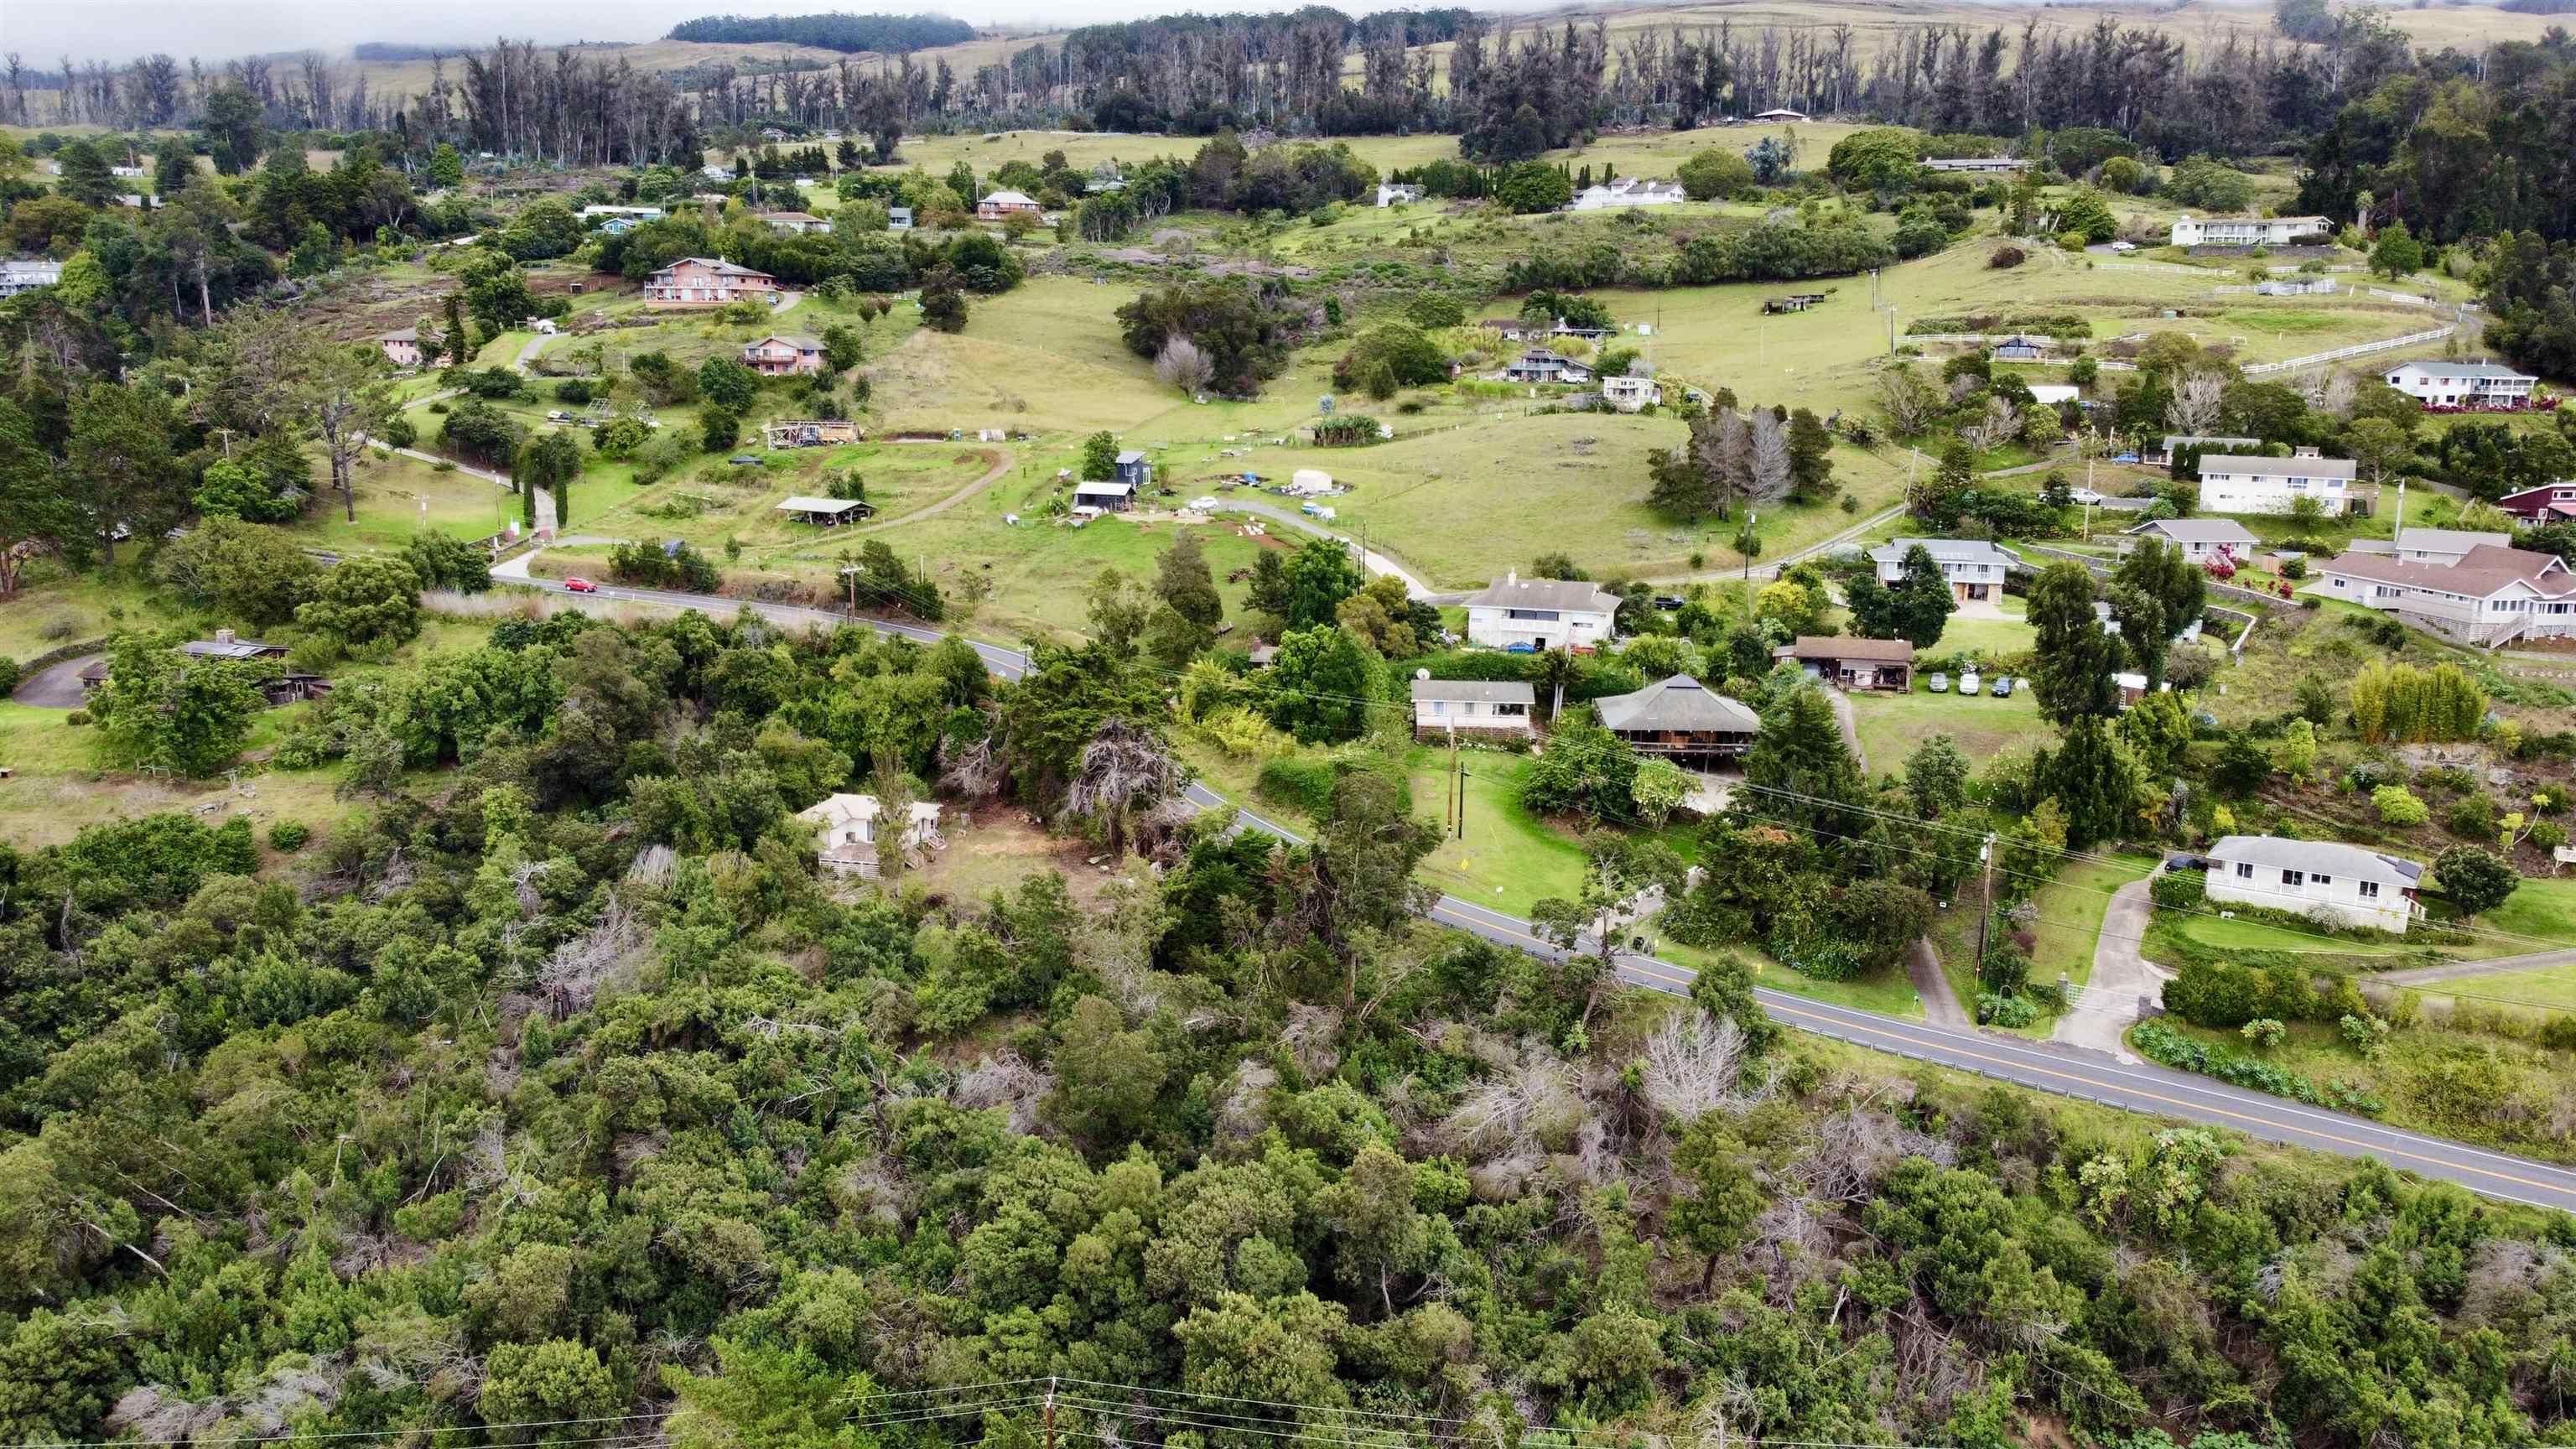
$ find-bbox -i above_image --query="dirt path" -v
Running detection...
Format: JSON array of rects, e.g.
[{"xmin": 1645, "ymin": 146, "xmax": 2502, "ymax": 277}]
[
  {"xmin": 1208, "ymin": 498, "xmax": 1434, "ymax": 599},
  {"xmin": 2054, "ymin": 878, "xmax": 2165, "ymax": 1060},
  {"xmin": 858, "ymin": 445, "xmax": 1015, "ymax": 533},
  {"xmin": 1909, "ymin": 937, "xmax": 1971, "ymax": 1026}
]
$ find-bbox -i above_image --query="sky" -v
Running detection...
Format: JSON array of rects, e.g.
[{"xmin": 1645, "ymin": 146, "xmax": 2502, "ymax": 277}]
[{"xmin": 0, "ymin": 0, "xmax": 1539, "ymax": 67}]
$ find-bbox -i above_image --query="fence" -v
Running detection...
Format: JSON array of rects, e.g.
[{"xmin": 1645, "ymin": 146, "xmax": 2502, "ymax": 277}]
[
  {"xmin": 2241, "ymin": 325, "xmax": 2455, "ymax": 377},
  {"xmin": 2093, "ymin": 262, "xmax": 2208, "ymax": 276},
  {"xmin": 2364, "ymin": 288, "xmax": 2432, "ymax": 306}
]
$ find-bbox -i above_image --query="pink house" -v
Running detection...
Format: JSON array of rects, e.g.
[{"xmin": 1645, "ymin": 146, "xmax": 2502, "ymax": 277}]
[
  {"xmin": 645, "ymin": 256, "xmax": 780, "ymax": 309},
  {"xmin": 380, "ymin": 327, "xmax": 442, "ymax": 367},
  {"xmin": 742, "ymin": 333, "xmax": 826, "ymax": 376}
]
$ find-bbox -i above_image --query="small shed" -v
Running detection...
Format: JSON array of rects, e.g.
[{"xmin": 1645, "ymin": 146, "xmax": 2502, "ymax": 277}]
[
  {"xmin": 1072, "ymin": 480, "xmax": 1136, "ymax": 512},
  {"xmin": 776, "ymin": 495, "xmax": 873, "ymax": 527}
]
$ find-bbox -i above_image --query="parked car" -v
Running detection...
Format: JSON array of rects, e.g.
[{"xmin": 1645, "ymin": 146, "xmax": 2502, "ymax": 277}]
[
  {"xmin": 1188, "ymin": 496, "xmax": 1220, "ymax": 512},
  {"xmin": 2111, "ymin": 451, "xmax": 2142, "ymax": 464},
  {"xmin": 564, "ymin": 577, "xmax": 599, "ymax": 593},
  {"xmin": 1927, "ymin": 673, "xmax": 1950, "ymax": 693},
  {"xmin": 2109, "ymin": 241, "xmax": 2137, "ymax": 253},
  {"xmin": 2068, "ymin": 486, "xmax": 2106, "ymax": 504},
  {"xmin": 1991, "ymin": 675, "xmax": 2013, "ymax": 698},
  {"xmin": 1957, "ymin": 670, "xmax": 1981, "ymax": 694}
]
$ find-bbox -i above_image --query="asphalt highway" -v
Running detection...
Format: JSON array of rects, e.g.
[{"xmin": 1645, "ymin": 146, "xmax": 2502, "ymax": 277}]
[{"xmin": 509, "ymin": 574, "xmax": 2576, "ymax": 1215}]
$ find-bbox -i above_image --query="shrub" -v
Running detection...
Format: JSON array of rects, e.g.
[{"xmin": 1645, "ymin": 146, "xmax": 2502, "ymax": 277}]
[
  {"xmin": 267, "ymin": 820, "xmax": 311, "ymax": 851},
  {"xmin": 2132, "ymin": 1021, "xmax": 2383, "ymax": 1114},
  {"xmin": 1987, "ymin": 244, "xmax": 2028, "ymax": 269},
  {"xmin": 1978, "ymin": 992, "xmax": 2039, "ymax": 1027},
  {"xmin": 2149, "ymin": 869, "xmax": 2206, "ymax": 910},
  {"xmin": 0, "ymin": 657, "xmax": 18, "ymax": 696},
  {"xmin": 65, "ymin": 709, "xmax": 91, "ymax": 726},
  {"xmin": 554, "ymin": 379, "xmax": 594, "ymax": 405},
  {"xmin": 2444, "ymin": 794, "xmax": 2497, "ymax": 838},
  {"xmin": 2339, "ymin": 1012, "xmax": 2390, "ymax": 1056},
  {"xmin": 2241, "ymin": 1017, "xmax": 2286, "ymax": 1048},
  {"xmin": 1255, "ymin": 756, "xmax": 1339, "ymax": 817},
  {"xmin": 2373, "ymin": 785, "xmax": 2430, "ymax": 826}
]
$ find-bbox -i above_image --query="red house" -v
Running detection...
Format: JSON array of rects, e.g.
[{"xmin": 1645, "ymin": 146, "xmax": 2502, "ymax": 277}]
[{"xmin": 2498, "ymin": 481, "xmax": 2576, "ymax": 525}]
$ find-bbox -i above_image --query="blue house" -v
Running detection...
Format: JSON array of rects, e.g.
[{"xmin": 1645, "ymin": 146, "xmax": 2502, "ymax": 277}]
[{"xmin": 1114, "ymin": 449, "xmax": 1153, "ymax": 487}]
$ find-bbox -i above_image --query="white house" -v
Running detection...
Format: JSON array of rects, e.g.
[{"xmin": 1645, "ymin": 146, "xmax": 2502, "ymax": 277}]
[
  {"xmin": 1374, "ymin": 183, "xmax": 1423, "ymax": 207},
  {"xmin": 2315, "ymin": 543, "xmax": 2576, "ymax": 647},
  {"xmin": 2205, "ymin": 836, "xmax": 2423, "ymax": 933},
  {"xmin": 975, "ymin": 189, "xmax": 1041, "ymax": 221},
  {"xmin": 2169, "ymin": 214, "xmax": 2333, "ymax": 247},
  {"xmin": 579, "ymin": 205, "xmax": 665, "ymax": 221},
  {"xmin": 1500, "ymin": 349, "xmax": 1592, "ymax": 385},
  {"xmin": 1866, "ymin": 538, "xmax": 2021, "ymax": 603},
  {"xmin": 2122, "ymin": 517, "xmax": 2260, "ymax": 561},
  {"xmin": 2381, "ymin": 361, "xmax": 2539, "ymax": 409},
  {"xmin": 1600, "ymin": 374, "xmax": 1662, "ymax": 412},
  {"xmin": 1922, "ymin": 157, "xmax": 2025, "ymax": 174},
  {"xmin": 1568, "ymin": 177, "xmax": 1685, "ymax": 211},
  {"xmin": 2343, "ymin": 527, "xmax": 2512, "ymax": 567},
  {"xmin": 2196, "ymin": 449, "xmax": 2358, "ymax": 516},
  {"xmin": 1464, "ymin": 574, "xmax": 1620, "ymax": 651},
  {"xmin": 801, "ymin": 793, "xmax": 885, "ymax": 878},
  {"xmin": 756, "ymin": 210, "xmax": 829, "ymax": 235},
  {"xmin": 1409, "ymin": 678, "xmax": 1535, "ymax": 740},
  {"xmin": 0, "ymin": 259, "xmax": 66, "ymax": 297}
]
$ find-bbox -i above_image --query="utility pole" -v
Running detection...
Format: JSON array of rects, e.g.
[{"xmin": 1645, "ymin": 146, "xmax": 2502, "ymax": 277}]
[
  {"xmin": 1044, "ymin": 1379, "xmax": 1057, "ymax": 1449},
  {"xmin": 1446, "ymin": 724, "xmax": 1459, "ymax": 835},
  {"xmin": 1974, "ymin": 833, "xmax": 1998, "ymax": 969},
  {"xmin": 2392, "ymin": 478, "xmax": 2407, "ymax": 538}
]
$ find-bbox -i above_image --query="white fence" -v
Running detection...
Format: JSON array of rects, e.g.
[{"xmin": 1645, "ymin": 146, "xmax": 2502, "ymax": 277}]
[
  {"xmin": 2364, "ymin": 287, "xmax": 2432, "ymax": 306},
  {"xmin": 2241, "ymin": 325, "xmax": 2456, "ymax": 377}
]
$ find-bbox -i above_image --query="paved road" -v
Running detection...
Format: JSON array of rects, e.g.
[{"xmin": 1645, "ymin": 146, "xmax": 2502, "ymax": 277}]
[
  {"xmin": 2055, "ymin": 878, "xmax": 2163, "ymax": 1059},
  {"xmin": 13, "ymin": 653, "xmax": 100, "ymax": 709},
  {"xmin": 495, "ymin": 571, "xmax": 2576, "ymax": 1214},
  {"xmin": 2373, "ymin": 946, "xmax": 2576, "ymax": 989}
]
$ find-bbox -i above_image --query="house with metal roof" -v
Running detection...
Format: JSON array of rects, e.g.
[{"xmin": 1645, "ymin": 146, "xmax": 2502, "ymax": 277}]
[
  {"xmin": 1409, "ymin": 678, "xmax": 1535, "ymax": 740},
  {"xmin": 2142, "ymin": 434, "xmax": 2262, "ymax": 467},
  {"xmin": 1590, "ymin": 675, "xmax": 1761, "ymax": 760},
  {"xmin": 2205, "ymin": 835, "xmax": 2423, "ymax": 932},
  {"xmin": 2382, "ymin": 360, "xmax": 2539, "ymax": 408},
  {"xmin": 2497, "ymin": 481, "xmax": 2576, "ymax": 525},
  {"xmin": 1463, "ymin": 574, "xmax": 1620, "ymax": 651},
  {"xmin": 2196, "ymin": 448, "xmax": 2360, "ymax": 517},
  {"xmin": 776, "ymin": 495, "xmax": 872, "ymax": 526},
  {"xmin": 1777, "ymin": 636, "xmax": 1914, "ymax": 692},
  {"xmin": 2122, "ymin": 517, "xmax": 2261, "ymax": 560},
  {"xmin": 1072, "ymin": 480, "xmax": 1135, "ymax": 512},
  {"xmin": 2343, "ymin": 527, "xmax": 2512, "ymax": 568},
  {"xmin": 1866, "ymin": 538, "xmax": 2022, "ymax": 603},
  {"xmin": 644, "ymin": 257, "xmax": 779, "ymax": 308},
  {"xmin": 2168, "ymin": 214, "xmax": 2331, "ymax": 247}
]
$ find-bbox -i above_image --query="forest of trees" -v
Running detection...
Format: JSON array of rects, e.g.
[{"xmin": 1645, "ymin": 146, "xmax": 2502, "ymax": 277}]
[{"xmin": 666, "ymin": 12, "xmax": 980, "ymax": 53}]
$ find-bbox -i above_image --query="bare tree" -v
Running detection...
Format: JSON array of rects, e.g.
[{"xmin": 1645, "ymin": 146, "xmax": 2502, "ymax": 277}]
[
  {"xmin": 2165, "ymin": 370, "xmax": 2228, "ymax": 437},
  {"xmin": 1153, "ymin": 336, "xmax": 1214, "ymax": 395},
  {"xmin": 1746, "ymin": 406, "xmax": 1793, "ymax": 502},
  {"xmin": 1877, "ymin": 363, "xmax": 1943, "ymax": 437},
  {"xmin": 1066, "ymin": 716, "xmax": 1182, "ymax": 858}
]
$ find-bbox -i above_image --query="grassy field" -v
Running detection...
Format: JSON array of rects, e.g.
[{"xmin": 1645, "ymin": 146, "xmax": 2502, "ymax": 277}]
[
  {"xmin": 2415, "ymin": 963, "xmax": 2576, "ymax": 1015},
  {"xmin": 2028, "ymin": 856, "xmax": 2158, "ymax": 994},
  {"xmin": 1846, "ymin": 677, "xmax": 2048, "ymax": 776},
  {"xmin": 1406, "ymin": 748, "xmax": 1592, "ymax": 917},
  {"xmin": 0, "ymin": 567, "xmax": 144, "ymax": 661},
  {"xmin": 1659, "ymin": 937, "xmax": 1927, "ymax": 1019},
  {"xmin": 567, "ymin": 441, "xmax": 1003, "ymax": 570},
  {"xmin": 291, "ymin": 447, "xmax": 516, "ymax": 552},
  {"xmin": 2467, "ymin": 876, "xmax": 2576, "ymax": 952}
]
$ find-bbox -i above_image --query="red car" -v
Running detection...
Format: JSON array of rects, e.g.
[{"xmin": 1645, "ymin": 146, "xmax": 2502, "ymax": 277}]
[{"xmin": 564, "ymin": 577, "xmax": 599, "ymax": 593}]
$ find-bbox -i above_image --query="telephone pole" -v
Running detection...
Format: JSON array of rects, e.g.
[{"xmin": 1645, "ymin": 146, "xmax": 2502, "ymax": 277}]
[
  {"xmin": 1974, "ymin": 833, "xmax": 1998, "ymax": 968},
  {"xmin": 1044, "ymin": 1378, "xmax": 1057, "ymax": 1449},
  {"xmin": 1446, "ymin": 724, "xmax": 1459, "ymax": 835}
]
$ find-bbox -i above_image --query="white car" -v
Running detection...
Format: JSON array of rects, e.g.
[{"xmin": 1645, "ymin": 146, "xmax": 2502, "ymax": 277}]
[
  {"xmin": 2109, "ymin": 241, "xmax": 2138, "ymax": 253},
  {"xmin": 1957, "ymin": 670, "xmax": 1982, "ymax": 696},
  {"xmin": 2068, "ymin": 486, "xmax": 2106, "ymax": 505},
  {"xmin": 1188, "ymin": 496, "xmax": 1220, "ymax": 512}
]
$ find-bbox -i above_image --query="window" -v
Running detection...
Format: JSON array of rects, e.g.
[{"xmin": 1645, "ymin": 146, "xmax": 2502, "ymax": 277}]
[
  {"xmin": 2358, "ymin": 881, "xmax": 2381, "ymax": 900},
  {"xmin": 2280, "ymin": 870, "xmax": 2304, "ymax": 886},
  {"xmin": 1505, "ymin": 608, "xmax": 1561, "ymax": 621},
  {"xmin": 2312, "ymin": 875, "xmax": 2330, "ymax": 887},
  {"xmin": 1431, "ymin": 699, "xmax": 1447, "ymax": 717},
  {"xmin": 2234, "ymin": 862, "xmax": 2254, "ymax": 880}
]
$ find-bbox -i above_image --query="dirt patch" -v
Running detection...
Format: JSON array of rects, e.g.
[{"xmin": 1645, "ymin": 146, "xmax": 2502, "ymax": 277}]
[{"xmin": 903, "ymin": 801, "xmax": 1142, "ymax": 908}]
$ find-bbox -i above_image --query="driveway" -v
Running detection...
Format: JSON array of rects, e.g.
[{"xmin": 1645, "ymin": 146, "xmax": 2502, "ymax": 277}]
[
  {"xmin": 1207, "ymin": 498, "xmax": 1433, "ymax": 599},
  {"xmin": 2372, "ymin": 946, "xmax": 2576, "ymax": 988},
  {"xmin": 2054, "ymin": 877, "xmax": 2165, "ymax": 1059},
  {"xmin": 14, "ymin": 653, "xmax": 100, "ymax": 709}
]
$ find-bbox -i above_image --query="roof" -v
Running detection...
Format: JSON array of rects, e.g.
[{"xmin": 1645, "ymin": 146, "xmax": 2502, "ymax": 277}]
[
  {"xmin": 980, "ymin": 189, "xmax": 1038, "ymax": 205},
  {"xmin": 1464, "ymin": 577, "xmax": 1621, "ymax": 615},
  {"xmin": 1784, "ymin": 635, "xmax": 1914, "ymax": 662},
  {"xmin": 1073, "ymin": 480, "xmax": 1135, "ymax": 497},
  {"xmin": 757, "ymin": 210, "xmax": 824, "ymax": 222},
  {"xmin": 2391, "ymin": 527, "xmax": 2512, "ymax": 554},
  {"xmin": 2159, "ymin": 434, "xmax": 2261, "ymax": 452},
  {"xmin": 1592, "ymin": 675, "xmax": 1762, "ymax": 735},
  {"xmin": 181, "ymin": 638, "xmax": 283, "ymax": 659},
  {"xmin": 2126, "ymin": 517, "xmax": 2260, "ymax": 544},
  {"xmin": 1867, "ymin": 538, "xmax": 2023, "ymax": 569},
  {"xmin": 2390, "ymin": 361, "xmax": 2536, "ymax": 381},
  {"xmin": 2319, "ymin": 544, "xmax": 2573, "ymax": 599},
  {"xmin": 1410, "ymin": 678, "xmax": 1536, "ymax": 704},
  {"xmin": 1115, "ymin": 450, "xmax": 1147, "ymax": 465},
  {"xmin": 2210, "ymin": 835, "xmax": 2423, "ymax": 887},
  {"xmin": 656, "ymin": 256, "xmax": 773, "ymax": 278},
  {"xmin": 776, "ymin": 495, "xmax": 866, "ymax": 514},
  {"xmin": 799, "ymin": 792, "xmax": 881, "ymax": 826},
  {"xmin": 2177, "ymin": 213, "xmax": 2329, "ymax": 225},
  {"xmin": 381, "ymin": 327, "xmax": 439, "ymax": 343},
  {"xmin": 746, "ymin": 333, "xmax": 823, "ymax": 351},
  {"xmin": 2198, "ymin": 453, "xmax": 2358, "ymax": 480}
]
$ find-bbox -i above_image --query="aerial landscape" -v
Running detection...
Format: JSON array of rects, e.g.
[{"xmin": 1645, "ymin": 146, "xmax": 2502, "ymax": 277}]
[{"xmin": 3, "ymin": 0, "xmax": 2576, "ymax": 1443}]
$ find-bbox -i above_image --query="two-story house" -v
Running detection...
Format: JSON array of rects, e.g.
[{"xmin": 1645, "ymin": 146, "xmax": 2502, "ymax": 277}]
[
  {"xmin": 2168, "ymin": 214, "xmax": 2332, "ymax": 247},
  {"xmin": 741, "ymin": 333, "xmax": 826, "ymax": 376},
  {"xmin": 2196, "ymin": 449, "xmax": 2358, "ymax": 516},
  {"xmin": 2314, "ymin": 543, "xmax": 2576, "ymax": 647},
  {"xmin": 2342, "ymin": 527, "xmax": 2512, "ymax": 568},
  {"xmin": 1866, "ymin": 538, "xmax": 2022, "ymax": 603},
  {"xmin": 2382, "ymin": 360, "xmax": 2539, "ymax": 409},
  {"xmin": 975, "ymin": 189, "xmax": 1041, "ymax": 221},
  {"xmin": 2497, "ymin": 481, "xmax": 2576, "ymax": 525},
  {"xmin": 379, "ymin": 327, "xmax": 443, "ymax": 368},
  {"xmin": 1500, "ymin": 349, "xmax": 1593, "ymax": 385},
  {"xmin": 644, "ymin": 257, "xmax": 780, "ymax": 309},
  {"xmin": 1590, "ymin": 674, "xmax": 1761, "ymax": 760},
  {"xmin": 1600, "ymin": 374, "xmax": 1661, "ymax": 412},
  {"xmin": 0, "ymin": 258, "xmax": 66, "ymax": 298},
  {"xmin": 1409, "ymin": 678, "xmax": 1535, "ymax": 740},
  {"xmin": 1114, "ymin": 450, "xmax": 1154, "ymax": 487},
  {"xmin": 2204, "ymin": 835, "xmax": 2423, "ymax": 933},
  {"xmin": 1463, "ymin": 574, "xmax": 1620, "ymax": 651}
]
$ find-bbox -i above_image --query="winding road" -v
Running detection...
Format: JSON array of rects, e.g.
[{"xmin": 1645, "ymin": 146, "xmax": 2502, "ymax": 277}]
[{"xmin": 484, "ymin": 570, "xmax": 2576, "ymax": 1216}]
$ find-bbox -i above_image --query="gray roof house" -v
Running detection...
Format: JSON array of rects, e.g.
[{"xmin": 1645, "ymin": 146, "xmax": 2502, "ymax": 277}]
[
  {"xmin": 2344, "ymin": 527, "xmax": 2513, "ymax": 568},
  {"xmin": 1867, "ymin": 538, "xmax": 2021, "ymax": 601},
  {"xmin": 1592, "ymin": 674, "xmax": 1761, "ymax": 758},
  {"xmin": 2205, "ymin": 834, "xmax": 2424, "ymax": 932},
  {"xmin": 1409, "ymin": 678, "xmax": 1535, "ymax": 739},
  {"xmin": 2122, "ymin": 517, "xmax": 2260, "ymax": 558},
  {"xmin": 1463, "ymin": 574, "xmax": 1621, "ymax": 651}
]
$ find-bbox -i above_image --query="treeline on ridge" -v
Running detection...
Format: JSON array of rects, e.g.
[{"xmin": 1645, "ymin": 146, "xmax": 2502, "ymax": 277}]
[{"xmin": 666, "ymin": 12, "xmax": 979, "ymax": 53}]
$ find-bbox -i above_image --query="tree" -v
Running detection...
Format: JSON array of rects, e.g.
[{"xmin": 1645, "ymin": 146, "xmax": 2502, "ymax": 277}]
[
  {"xmin": 2346, "ymin": 416, "xmax": 2417, "ymax": 485},
  {"xmin": 0, "ymin": 399, "xmax": 81, "ymax": 595},
  {"xmin": 1877, "ymin": 364, "xmax": 1944, "ymax": 438},
  {"xmin": 1067, "ymin": 714, "xmax": 1182, "ymax": 856},
  {"xmin": 1904, "ymin": 735, "xmax": 1971, "ymax": 818},
  {"xmin": 2433, "ymin": 844, "xmax": 2517, "ymax": 920},
  {"xmin": 1046, "ymin": 995, "xmax": 1167, "ymax": 1146},
  {"xmin": 1117, "ymin": 278, "xmax": 1295, "ymax": 397},
  {"xmin": 86, "ymin": 633, "xmax": 265, "ymax": 778},
  {"xmin": 296, "ymin": 556, "xmax": 423, "ymax": 651},
  {"xmin": 1154, "ymin": 337, "xmax": 1215, "ymax": 394},
  {"xmin": 2027, "ymin": 562, "xmax": 2122, "ymax": 724},
  {"xmin": 1332, "ymin": 325, "xmax": 1447, "ymax": 393},
  {"xmin": 69, "ymin": 382, "xmax": 185, "ymax": 566},
  {"xmin": 919, "ymin": 266, "xmax": 969, "ymax": 332},
  {"xmin": 1786, "ymin": 408, "xmax": 1836, "ymax": 502},
  {"xmin": 1335, "ymin": 574, "xmax": 1420, "ymax": 657},
  {"xmin": 1081, "ymin": 431, "xmax": 1120, "ymax": 480},
  {"xmin": 1890, "ymin": 543, "xmax": 1957, "ymax": 648},
  {"xmin": 203, "ymin": 84, "xmax": 266, "ymax": 173},
  {"xmin": 306, "ymin": 341, "xmax": 395, "ymax": 524},
  {"xmin": 154, "ymin": 517, "xmax": 317, "ymax": 626},
  {"xmin": 1266, "ymin": 626, "xmax": 1378, "ymax": 744},
  {"xmin": 1155, "ymin": 528, "xmax": 1224, "ymax": 633},
  {"xmin": 1677, "ymin": 149, "xmax": 1756, "ymax": 200},
  {"xmin": 515, "ymin": 430, "xmax": 583, "ymax": 527},
  {"xmin": 1284, "ymin": 538, "xmax": 1364, "ymax": 630},
  {"xmin": 1315, "ymin": 1144, "xmax": 1431, "ymax": 1317},
  {"xmin": 1493, "ymin": 160, "xmax": 1573, "ymax": 213},
  {"xmin": 2370, "ymin": 221, "xmax": 2423, "ymax": 280},
  {"xmin": 697, "ymin": 358, "xmax": 760, "ymax": 413},
  {"xmin": 54, "ymin": 140, "xmax": 115, "ymax": 207}
]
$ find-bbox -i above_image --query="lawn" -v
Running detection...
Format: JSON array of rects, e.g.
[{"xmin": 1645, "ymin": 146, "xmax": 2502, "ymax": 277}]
[
  {"xmin": 2470, "ymin": 875, "xmax": 2576, "ymax": 952},
  {"xmin": 864, "ymin": 277, "xmax": 1187, "ymax": 436},
  {"xmin": 1657, "ymin": 937, "xmax": 1927, "ymax": 1021},
  {"xmin": 2027, "ymin": 855, "xmax": 2159, "ymax": 995},
  {"xmin": 0, "ymin": 566, "xmax": 150, "ymax": 662},
  {"xmin": 1405, "ymin": 747, "xmax": 1590, "ymax": 918},
  {"xmin": 0, "ymin": 700, "xmax": 354, "ymax": 849},
  {"xmin": 569, "ymin": 441, "xmax": 1005, "ymax": 569},
  {"xmin": 292, "ymin": 447, "xmax": 516, "ymax": 551},
  {"xmin": 2415, "ymin": 963, "xmax": 2576, "ymax": 1015},
  {"xmin": 1846, "ymin": 678, "xmax": 2049, "ymax": 777}
]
